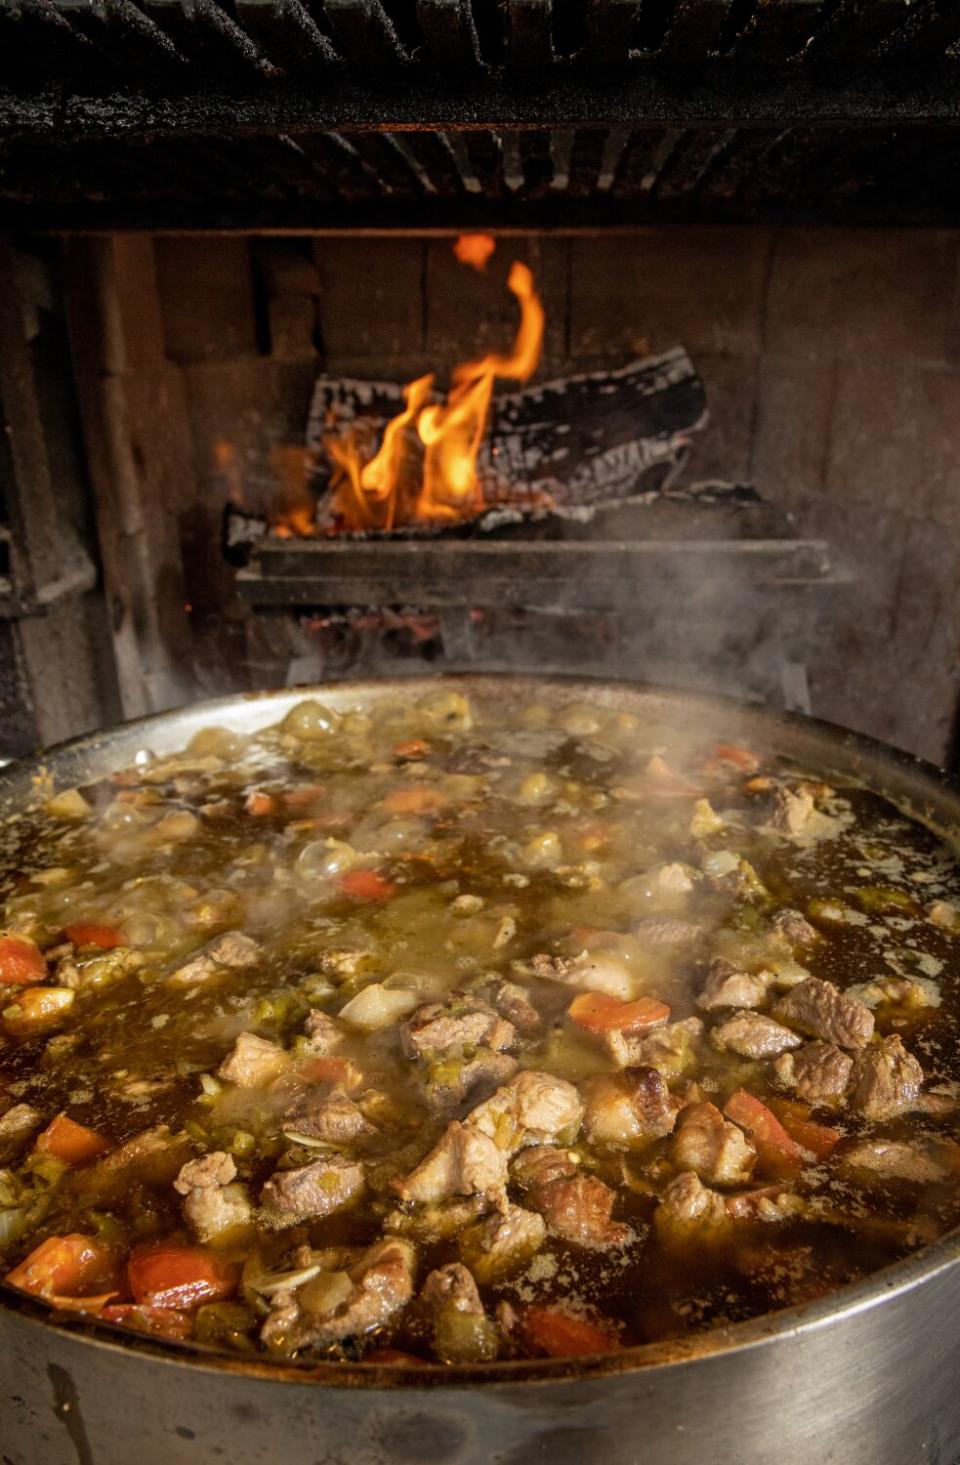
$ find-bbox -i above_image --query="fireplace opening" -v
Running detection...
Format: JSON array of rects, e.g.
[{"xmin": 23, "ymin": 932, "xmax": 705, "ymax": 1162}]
[{"xmin": 0, "ymin": 222, "xmax": 958, "ymax": 769}]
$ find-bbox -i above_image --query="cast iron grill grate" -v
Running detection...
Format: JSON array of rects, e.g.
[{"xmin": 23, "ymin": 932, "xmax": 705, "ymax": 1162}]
[
  {"xmin": 3, "ymin": 0, "xmax": 960, "ymax": 224},
  {"xmin": 4, "ymin": 0, "xmax": 960, "ymax": 87}
]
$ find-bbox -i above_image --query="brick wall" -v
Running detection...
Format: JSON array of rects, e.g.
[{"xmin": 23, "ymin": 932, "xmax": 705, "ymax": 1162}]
[{"xmin": 153, "ymin": 229, "xmax": 960, "ymax": 765}]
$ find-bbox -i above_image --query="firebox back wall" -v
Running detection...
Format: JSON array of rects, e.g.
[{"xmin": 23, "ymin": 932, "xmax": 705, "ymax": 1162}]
[{"xmin": 148, "ymin": 226, "xmax": 960, "ymax": 766}]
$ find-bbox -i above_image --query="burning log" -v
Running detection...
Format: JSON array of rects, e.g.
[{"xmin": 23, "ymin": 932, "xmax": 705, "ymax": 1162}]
[{"xmin": 307, "ymin": 346, "xmax": 706, "ymax": 535}]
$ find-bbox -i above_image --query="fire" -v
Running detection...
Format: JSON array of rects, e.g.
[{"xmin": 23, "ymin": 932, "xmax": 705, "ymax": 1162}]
[
  {"xmin": 325, "ymin": 245, "xmax": 544, "ymax": 532},
  {"xmin": 453, "ymin": 233, "xmax": 496, "ymax": 273},
  {"xmin": 269, "ymin": 445, "xmax": 318, "ymax": 538}
]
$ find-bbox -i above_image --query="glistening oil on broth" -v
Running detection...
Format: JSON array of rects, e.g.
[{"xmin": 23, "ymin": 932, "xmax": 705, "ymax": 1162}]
[{"xmin": 1, "ymin": 688, "xmax": 959, "ymax": 1364}]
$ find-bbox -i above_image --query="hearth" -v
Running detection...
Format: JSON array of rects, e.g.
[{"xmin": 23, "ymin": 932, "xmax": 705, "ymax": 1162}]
[{"xmin": 1, "ymin": 3, "xmax": 960, "ymax": 768}]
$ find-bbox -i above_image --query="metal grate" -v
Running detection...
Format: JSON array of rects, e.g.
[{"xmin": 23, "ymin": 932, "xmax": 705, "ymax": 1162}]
[
  {"xmin": 5, "ymin": 121, "xmax": 960, "ymax": 227},
  {"xmin": 4, "ymin": 0, "xmax": 960, "ymax": 91},
  {"xmin": 3, "ymin": 0, "xmax": 960, "ymax": 225},
  {"xmin": 4, "ymin": 0, "xmax": 960, "ymax": 96}
]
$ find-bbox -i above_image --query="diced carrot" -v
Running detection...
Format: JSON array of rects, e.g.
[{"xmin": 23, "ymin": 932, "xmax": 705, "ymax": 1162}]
[
  {"xmin": 128, "ymin": 1244, "xmax": 238, "ymax": 1310},
  {"xmin": 64, "ymin": 923, "xmax": 125, "ymax": 949},
  {"xmin": 521, "ymin": 1306, "xmax": 619, "ymax": 1358},
  {"xmin": 394, "ymin": 740, "xmax": 430, "ymax": 760},
  {"xmin": 381, "ymin": 785, "xmax": 446, "ymax": 815},
  {"xmin": 282, "ymin": 784, "xmax": 327, "ymax": 811},
  {"xmin": 298, "ymin": 1054, "xmax": 363, "ymax": 1089},
  {"xmin": 245, "ymin": 790, "xmax": 278, "ymax": 816},
  {"xmin": 5, "ymin": 1234, "xmax": 125, "ymax": 1305},
  {"xmin": 2, "ymin": 986, "xmax": 74, "ymax": 1037},
  {"xmin": 769, "ymin": 1102, "xmax": 841, "ymax": 1160},
  {"xmin": 713, "ymin": 743, "xmax": 760, "ymax": 773},
  {"xmin": 724, "ymin": 1089, "xmax": 802, "ymax": 1164},
  {"xmin": 35, "ymin": 1114, "xmax": 110, "ymax": 1165},
  {"xmin": 339, "ymin": 869, "xmax": 398, "ymax": 902},
  {"xmin": 101, "ymin": 1303, "xmax": 194, "ymax": 1341},
  {"xmin": 568, "ymin": 992, "xmax": 670, "ymax": 1035},
  {"xmin": 0, "ymin": 934, "xmax": 45, "ymax": 986}
]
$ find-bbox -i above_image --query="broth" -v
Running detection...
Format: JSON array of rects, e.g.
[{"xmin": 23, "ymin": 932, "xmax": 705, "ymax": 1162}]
[{"xmin": 0, "ymin": 687, "xmax": 958, "ymax": 1365}]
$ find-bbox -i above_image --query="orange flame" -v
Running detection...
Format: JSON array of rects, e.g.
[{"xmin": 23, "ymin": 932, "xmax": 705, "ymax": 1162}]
[
  {"xmin": 453, "ymin": 233, "xmax": 496, "ymax": 273},
  {"xmin": 270, "ymin": 444, "xmax": 318, "ymax": 538},
  {"xmin": 327, "ymin": 374, "xmax": 434, "ymax": 532},
  {"xmin": 324, "ymin": 256, "xmax": 544, "ymax": 532}
]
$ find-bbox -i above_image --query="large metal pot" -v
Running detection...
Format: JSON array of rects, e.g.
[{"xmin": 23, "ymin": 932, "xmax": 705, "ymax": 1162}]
[{"xmin": 2, "ymin": 676, "xmax": 960, "ymax": 1465}]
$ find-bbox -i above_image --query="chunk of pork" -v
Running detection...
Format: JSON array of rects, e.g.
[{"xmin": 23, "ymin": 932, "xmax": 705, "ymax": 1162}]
[
  {"xmin": 581, "ymin": 1067, "xmax": 680, "ymax": 1147},
  {"xmin": 849, "ymin": 1036, "xmax": 923, "ymax": 1121},
  {"xmin": 460, "ymin": 1202, "xmax": 546, "ymax": 1282},
  {"xmin": 654, "ymin": 1172, "xmax": 729, "ymax": 1243},
  {"xmin": 0, "ymin": 1103, "xmax": 41, "ymax": 1162},
  {"xmin": 698, "ymin": 959, "xmax": 770, "ymax": 1012},
  {"xmin": 530, "ymin": 951, "xmax": 633, "ymax": 999},
  {"xmin": 283, "ymin": 1086, "xmax": 376, "ymax": 1145},
  {"xmin": 772, "ymin": 1042, "xmax": 853, "ymax": 1105},
  {"xmin": 606, "ymin": 1017, "xmax": 703, "ymax": 1075},
  {"xmin": 529, "ymin": 1173, "xmax": 631, "ymax": 1248},
  {"xmin": 173, "ymin": 1151, "xmax": 252, "ymax": 1242},
  {"xmin": 711, "ymin": 1011, "xmax": 802, "ymax": 1060},
  {"xmin": 421, "ymin": 1262, "xmax": 483, "ymax": 1315},
  {"xmin": 394, "ymin": 1121, "xmax": 508, "ymax": 1206},
  {"xmin": 167, "ymin": 931, "xmax": 261, "ymax": 986},
  {"xmin": 401, "ymin": 996, "xmax": 514, "ymax": 1059},
  {"xmin": 466, "ymin": 1070, "xmax": 583, "ymax": 1153},
  {"xmin": 260, "ymin": 1155, "xmax": 365, "ymax": 1227},
  {"xmin": 774, "ymin": 977, "xmax": 874, "ymax": 1050},
  {"xmin": 218, "ymin": 1032, "xmax": 288, "ymax": 1088},
  {"xmin": 670, "ymin": 1102, "xmax": 756, "ymax": 1185},
  {"xmin": 260, "ymin": 1238, "xmax": 415, "ymax": 1355}
]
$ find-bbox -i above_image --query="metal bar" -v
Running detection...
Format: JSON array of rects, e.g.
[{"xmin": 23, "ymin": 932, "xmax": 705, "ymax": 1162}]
[
  {"xmin": 238, "ymin": 538, "xmax": 842, "ymax": 613},
  {"xmin": 660, "ymin": 0, "xmax": 732, "ymax": 64},
  {"xmin": 732, "ymin": 0, "xmax": 825, "ymax": 67},
  {"xmin": 18, "ymin": 72, "xmax": 960, "ymax": 133},
  {"xmin": 234, "ymin": 0, "xmax": 338, "ymax": 71},
  {"xmin": 461, "ymin": 129, "xmax": 507, "ymax": 196},
  {"xmin": 609, "ymin": 125, "xmax": 671, "ymax": 196},
  {"xmin": 649, "ymin": 123, "xmax": 735, "ymax": 198},
  {"xmin": 415, "ymin": 0, "xmax": 481, "ymax": 66},
  {"xmin": 57, "ymin": 0, "xmax": 187, "ymax": 78},
  {"xmin": 139, "ymin": 0, "xmax": 270, "ymax": 75},
  {"xmin": 802, "ymin": 0, "xmax": 913, "ymax": 72},
  {"xmin": 875, "ymin": 0, "xmax": 960, "ymax": 69},
  {"xmin": 504, "ymin": 0, "xmax": 554, "ymax": 66},
  {"xmin": 342, "ymin": 130, "xmax": 427, "ymax": 195},
  {"xmin": 294, "ymin": 131, "xmax": 380, "ymax": 197},
  {"xmin": 580, "ymin": 0, "xmax": 640, "ymax": 64},
  {"xmin": 0, "ymin": 0, "xmax": 95, "ymax": 80},
  {"xmin": 401, "ymin": 130, "xmax": 468, "ymax": 195},
  {"xmin": 694, "ymin": 123, "xmax": 781, "ymax": 204},
  {"xmin": 0, "ymin": 189, "xmax": 948, "ymax": 227},
  {"xmin": 518, "ymin": 128, "xmax": 555, "ymax": 196},
  {"xmin": 565, "ymin": 126, "xmax": 608, "ymax": 195},
  {"xmin": 319, "ymin": 0, "xmax": 408, "ymax": 66}
]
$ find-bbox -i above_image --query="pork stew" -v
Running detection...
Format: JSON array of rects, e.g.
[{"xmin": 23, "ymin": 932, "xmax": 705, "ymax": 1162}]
[{"xmin": 1, "ymin": 688, "xmax": 960, "ymax": 1366}]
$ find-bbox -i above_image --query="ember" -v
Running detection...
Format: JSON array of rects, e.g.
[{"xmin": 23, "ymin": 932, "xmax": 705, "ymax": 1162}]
[{"xmin": 324, "ymin": 238, "xmax": 544, "ymax": 532}]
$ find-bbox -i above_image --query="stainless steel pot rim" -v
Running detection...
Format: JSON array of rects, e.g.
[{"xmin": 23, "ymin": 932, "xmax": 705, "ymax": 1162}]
[{"xmin": 2, "ymin": 673, "xmax": 959, "ymax": 1389}]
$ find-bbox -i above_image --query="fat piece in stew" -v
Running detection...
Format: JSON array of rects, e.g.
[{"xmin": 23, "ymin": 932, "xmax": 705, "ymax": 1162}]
[{"xmin": 1, "ymin": 689, "xmax": 960, "ymax": 1365}]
